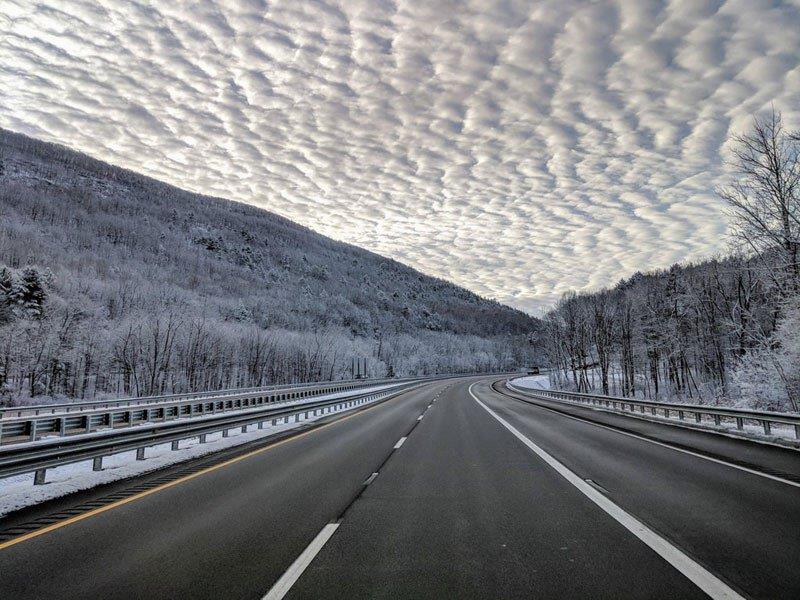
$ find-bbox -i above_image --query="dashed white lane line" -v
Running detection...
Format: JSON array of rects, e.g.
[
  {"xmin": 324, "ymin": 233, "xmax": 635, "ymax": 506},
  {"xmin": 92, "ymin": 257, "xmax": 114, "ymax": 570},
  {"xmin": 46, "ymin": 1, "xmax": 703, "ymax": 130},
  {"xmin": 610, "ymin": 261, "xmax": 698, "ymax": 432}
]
[
  {"xmin": 263, "ymin": 396, "xmax": 433, "ymax": 599},
  {"xmin": 469, "ymin": 383, "xmax": 745, "ymax": 600},
  {"xmin": 263, "ymin": 522, "xmax": 340, "ymax": 600}
]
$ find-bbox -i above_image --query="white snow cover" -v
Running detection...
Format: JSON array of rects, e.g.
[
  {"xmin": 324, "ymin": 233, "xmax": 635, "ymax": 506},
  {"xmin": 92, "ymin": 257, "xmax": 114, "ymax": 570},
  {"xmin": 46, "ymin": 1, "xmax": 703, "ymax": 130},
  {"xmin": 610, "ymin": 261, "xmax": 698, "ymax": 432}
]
[
  {"xmin": 510, "ymin": 375, "xmax": 551, "ymax": 391},
  {"xmin": 0, "ymin": 385, "xmax": 399, "ymax": 518}
]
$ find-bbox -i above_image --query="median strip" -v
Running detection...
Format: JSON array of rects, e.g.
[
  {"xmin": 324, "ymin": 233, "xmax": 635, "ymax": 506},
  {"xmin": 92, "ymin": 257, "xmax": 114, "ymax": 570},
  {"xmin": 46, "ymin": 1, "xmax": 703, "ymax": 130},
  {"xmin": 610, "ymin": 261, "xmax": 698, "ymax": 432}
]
[{"xmin": 0, "ymin": 384, "xmax": 427, "ymax": 549}]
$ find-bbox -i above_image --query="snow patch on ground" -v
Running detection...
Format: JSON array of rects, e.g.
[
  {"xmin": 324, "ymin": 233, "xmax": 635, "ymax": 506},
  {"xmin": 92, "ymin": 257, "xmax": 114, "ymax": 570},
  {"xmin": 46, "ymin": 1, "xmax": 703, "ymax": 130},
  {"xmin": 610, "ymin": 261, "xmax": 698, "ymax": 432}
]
[
  {"xmin": 0, "ymin": 389, "xmax": 396, "ymax": 518},
  {"xmin": 510, "ymin": 375, "xmax": 551, "ymax": 390}
]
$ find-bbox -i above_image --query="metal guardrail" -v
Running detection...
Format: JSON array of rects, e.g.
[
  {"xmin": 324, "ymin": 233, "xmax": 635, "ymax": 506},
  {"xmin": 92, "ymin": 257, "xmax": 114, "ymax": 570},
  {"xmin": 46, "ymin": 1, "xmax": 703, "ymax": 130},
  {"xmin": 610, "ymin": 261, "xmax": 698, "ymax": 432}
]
[
  {"xmin": 0, "ymin": 376, "xmax": 412, "ymax": 419},
  {"xmin": 0, "ymin": 380, "xmax": 404, "ymax": 446},
  {"xmin": 0, "ymin": 380, "xmax": 429, "ymax": 486},
  {"xmin": 506, "ymin": 381, "xmax": 800, "ymax": 440}
]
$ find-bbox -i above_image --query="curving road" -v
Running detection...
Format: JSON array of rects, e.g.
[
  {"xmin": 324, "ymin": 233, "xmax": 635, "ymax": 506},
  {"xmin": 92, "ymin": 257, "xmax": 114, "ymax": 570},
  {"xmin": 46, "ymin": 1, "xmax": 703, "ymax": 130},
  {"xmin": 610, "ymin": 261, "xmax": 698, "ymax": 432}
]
[{"xmin": 0, "ymin": 376, "xmax": 798, "ymax": 599}]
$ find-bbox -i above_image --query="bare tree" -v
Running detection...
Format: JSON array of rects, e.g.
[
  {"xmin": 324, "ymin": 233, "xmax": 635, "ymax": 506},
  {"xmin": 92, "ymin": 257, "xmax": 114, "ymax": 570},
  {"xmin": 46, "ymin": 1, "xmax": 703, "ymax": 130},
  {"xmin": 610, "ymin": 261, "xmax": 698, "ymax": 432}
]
[{"xmin": 717, "ymin": 109, "xmax": 800, "ymax": 296}]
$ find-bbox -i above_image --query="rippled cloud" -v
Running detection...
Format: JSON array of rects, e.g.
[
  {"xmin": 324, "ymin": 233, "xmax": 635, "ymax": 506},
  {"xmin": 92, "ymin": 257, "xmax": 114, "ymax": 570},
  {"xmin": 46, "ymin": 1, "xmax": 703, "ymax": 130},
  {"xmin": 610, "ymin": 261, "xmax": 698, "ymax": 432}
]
[{"xmin": 2, "ymin": 0, "xmax": 799, "ymax": 312}]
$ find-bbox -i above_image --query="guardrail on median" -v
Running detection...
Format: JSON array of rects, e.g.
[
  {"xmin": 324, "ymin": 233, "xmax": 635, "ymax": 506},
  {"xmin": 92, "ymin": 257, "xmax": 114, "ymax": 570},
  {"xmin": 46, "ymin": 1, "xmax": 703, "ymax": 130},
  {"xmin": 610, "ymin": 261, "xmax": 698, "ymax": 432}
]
[
  {"xmin": 506, "ymin": 381, "xmax": 800, "ymax": 441},
  {"xmin": 0, "ymin": 376, "xmax": 415, "ymax": 420},
  {"xmin": 0, "ymin": 379, "xmax": 401, "ymax": 446},
  {"xmin": 0, "ymin": 380, "xmax": 429, "ymax": 486}
]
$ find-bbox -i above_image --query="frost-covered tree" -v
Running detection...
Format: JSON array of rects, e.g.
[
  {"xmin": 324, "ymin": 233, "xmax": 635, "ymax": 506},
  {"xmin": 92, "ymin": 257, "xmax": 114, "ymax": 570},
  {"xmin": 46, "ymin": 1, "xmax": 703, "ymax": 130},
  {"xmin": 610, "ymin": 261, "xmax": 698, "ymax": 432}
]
[
  {"xmin": 717, "ymin": 109, "xmax": 800, "ymax": 295},
  {"xmin": 17, "ymin": 267, "xmax": 47, "ymax": 317},
  {"xmin": 0, "ymin": 266, "xmax": 13, "ymax": 324},
  {"xmin": 731, "ymin": 300, "xmax": 800, "ymax": 411}
]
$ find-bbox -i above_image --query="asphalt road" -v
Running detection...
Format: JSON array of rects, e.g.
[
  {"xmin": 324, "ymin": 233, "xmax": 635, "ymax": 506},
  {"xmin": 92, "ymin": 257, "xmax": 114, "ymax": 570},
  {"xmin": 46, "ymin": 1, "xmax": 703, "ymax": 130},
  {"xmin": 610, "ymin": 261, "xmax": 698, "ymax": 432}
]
[{"xmin": 0, "ymin": 376, "xmax": 798, "ymax": 599}]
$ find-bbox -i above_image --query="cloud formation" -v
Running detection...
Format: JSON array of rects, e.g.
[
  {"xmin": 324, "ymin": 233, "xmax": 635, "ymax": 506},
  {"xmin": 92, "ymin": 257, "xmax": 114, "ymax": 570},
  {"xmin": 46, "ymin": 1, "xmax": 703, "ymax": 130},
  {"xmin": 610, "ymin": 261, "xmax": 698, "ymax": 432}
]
[{"xmin": 2, "ymin": 0, "xmax": 800, "ymax": 312}]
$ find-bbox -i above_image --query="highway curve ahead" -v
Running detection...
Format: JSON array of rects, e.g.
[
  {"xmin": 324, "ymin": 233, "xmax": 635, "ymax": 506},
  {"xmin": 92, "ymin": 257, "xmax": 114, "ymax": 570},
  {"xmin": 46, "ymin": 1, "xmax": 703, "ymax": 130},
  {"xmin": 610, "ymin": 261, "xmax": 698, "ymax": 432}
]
[{"xmin": 0, "ymin": 377, "xmax": 798, "ymax": 599}]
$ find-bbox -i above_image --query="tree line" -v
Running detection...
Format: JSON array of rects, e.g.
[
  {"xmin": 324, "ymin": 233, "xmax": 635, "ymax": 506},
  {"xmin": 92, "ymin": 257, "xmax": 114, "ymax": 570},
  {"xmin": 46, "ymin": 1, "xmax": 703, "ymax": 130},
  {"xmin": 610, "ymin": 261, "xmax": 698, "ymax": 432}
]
[
  {"xmin": 543, "ymin": 110, "xmax": 800, "ymax": 412},
  {"xmin": 1, "ymin": 306, "xmax": 523, "ymax": 402}
]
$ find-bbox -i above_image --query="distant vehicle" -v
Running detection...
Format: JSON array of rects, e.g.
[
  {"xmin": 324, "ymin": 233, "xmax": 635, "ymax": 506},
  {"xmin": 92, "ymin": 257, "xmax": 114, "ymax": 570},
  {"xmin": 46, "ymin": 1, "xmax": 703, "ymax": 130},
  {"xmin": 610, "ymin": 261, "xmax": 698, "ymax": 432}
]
[{"xmin": 526, "ymin": 367, "xmax": 540, "ymax": 375}]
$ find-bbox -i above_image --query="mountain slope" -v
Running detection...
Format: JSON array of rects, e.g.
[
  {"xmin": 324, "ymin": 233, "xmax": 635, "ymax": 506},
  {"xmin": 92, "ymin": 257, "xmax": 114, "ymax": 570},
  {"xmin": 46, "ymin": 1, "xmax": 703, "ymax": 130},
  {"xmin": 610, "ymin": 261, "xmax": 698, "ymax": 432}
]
[{"xmin": 0, "ymin": 129, "xmax": 539, "ymax": 401}]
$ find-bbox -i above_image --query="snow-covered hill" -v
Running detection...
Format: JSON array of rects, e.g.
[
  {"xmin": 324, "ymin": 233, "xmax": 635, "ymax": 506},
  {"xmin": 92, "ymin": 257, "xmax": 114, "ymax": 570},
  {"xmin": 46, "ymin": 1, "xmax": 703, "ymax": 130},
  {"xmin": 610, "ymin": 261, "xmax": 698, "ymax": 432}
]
[{"xmin": 0, "ymin": 129, "xmax": 540, "ymax": 402}]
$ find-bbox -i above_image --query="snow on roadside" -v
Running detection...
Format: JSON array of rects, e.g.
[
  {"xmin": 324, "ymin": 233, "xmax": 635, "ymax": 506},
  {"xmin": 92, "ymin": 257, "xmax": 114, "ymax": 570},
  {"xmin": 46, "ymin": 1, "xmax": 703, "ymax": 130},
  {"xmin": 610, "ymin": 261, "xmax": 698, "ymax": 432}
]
[
  {"xmin": 510, "ymin": 375, "xmax": 551, "ymax": 390},
  {"xmin": 3, "ymin": 383, "xmax": 401, "ymax": 453},
  {"xmin": 0, "ymin": 386, "xmax": 397, "ymax": 518},
  {"xmin": 508, "ymin": 379, "xmax": 796, "ymax": 443}
]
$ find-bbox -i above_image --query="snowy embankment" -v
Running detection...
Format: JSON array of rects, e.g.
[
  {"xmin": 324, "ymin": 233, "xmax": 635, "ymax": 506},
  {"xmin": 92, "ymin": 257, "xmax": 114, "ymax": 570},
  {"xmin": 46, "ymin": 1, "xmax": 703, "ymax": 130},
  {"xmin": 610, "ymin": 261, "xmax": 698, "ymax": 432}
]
[
  {"xmin": 0, "ymin": 384, "xmax": 399, "ymax": 518},
  {"xmin": 510, "ymin": 375, "xmax": 551, "ymax": 390}
]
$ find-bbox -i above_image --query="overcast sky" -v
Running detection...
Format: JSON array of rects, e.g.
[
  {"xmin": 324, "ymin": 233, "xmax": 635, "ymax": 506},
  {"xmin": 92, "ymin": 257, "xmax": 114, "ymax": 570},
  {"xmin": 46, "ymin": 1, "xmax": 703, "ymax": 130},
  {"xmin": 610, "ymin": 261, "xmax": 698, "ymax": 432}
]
[{"xmin": 2, "ymin": 0, "xmax": 799, "ymax": 313}]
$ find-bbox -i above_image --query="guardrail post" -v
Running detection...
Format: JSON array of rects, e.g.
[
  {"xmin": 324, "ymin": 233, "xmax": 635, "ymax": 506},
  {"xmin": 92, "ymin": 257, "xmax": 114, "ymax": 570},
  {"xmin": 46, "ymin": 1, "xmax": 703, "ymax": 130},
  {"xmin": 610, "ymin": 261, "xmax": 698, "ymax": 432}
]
[
  {"xmin": 695, "ymin": 413, "xmax": 702, "ymax": 423},
  {"xmin": 736, "ymin": 417, "xmax": 743, "ymax": 430},
  {"xmin": 136, "ymin": 447, "xmax": 146, "ymax": 460},
  {"xmin": 29, "ymin": 419, "xmax": 38, "ymax": 442},
  {"xmin": 34, "ymin": 468, "xmax": 47, "ymax": 485},
  {"xmin": 258, "ymin": 421, "xmax": 264, "ymax": 430},
  {"xmin": 795, "ymin": 424, "xmax": 800, "ymax": 440},
  {"xmin": 678, "ymin": 410, "xmax": 685, "ymax": 420},
  {"xmin": 241, "ymin": 425, "xmax": 248, "ymax": 433},
  {"xmin": 222, "ymin": 429, "xmax": 229, "ymax": 438},
  {"xmin": 762, "ymin": 420, "xmax": 771, "ymax": 435},
  {"xmin": 93, "ymin": 456, "xmax": 103, "ymax": 471},
  {"xmin": 713, "ymin": 415, "xmax": 721, "ymax": 426},
  {"xmin": 272, "ymin": 418, "xmax": 277, "ymax": 426},
  {"xmin": 294, "ymin": 414, "xmax": 299, "ymax": 422},
  {"xmin": 171, "ymin": 440, "xmax": 180, "ymax": 450},
  {"xmin": 59, "ymin": 417, "xmax": 67, "ymax": 436},
  {"xmin": 199, "ymin": 434, "xmax": 207, "ymax": 443}
]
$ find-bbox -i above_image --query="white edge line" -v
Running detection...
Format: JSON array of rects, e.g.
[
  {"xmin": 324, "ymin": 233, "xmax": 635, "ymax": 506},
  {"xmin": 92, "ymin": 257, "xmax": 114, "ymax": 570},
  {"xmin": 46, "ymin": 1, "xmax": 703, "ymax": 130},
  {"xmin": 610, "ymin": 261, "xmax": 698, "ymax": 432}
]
[
  {"xmin": 469, "ymin": 383, "xmax": 745, "ymax": 600},
  {"xmin": 394, "ymin": 436, "xmax": 407, "ymax": 449},
  {"xmin": 263, "ymin": 522, "xmax": 340, "ymax": 600},
  {"xmin": 503, "ymin": 384, "xmax": 799, "ymax": 489},
  {"xmin": 508, "ymin": 381, "xmax": 798, "ymax": 454}
]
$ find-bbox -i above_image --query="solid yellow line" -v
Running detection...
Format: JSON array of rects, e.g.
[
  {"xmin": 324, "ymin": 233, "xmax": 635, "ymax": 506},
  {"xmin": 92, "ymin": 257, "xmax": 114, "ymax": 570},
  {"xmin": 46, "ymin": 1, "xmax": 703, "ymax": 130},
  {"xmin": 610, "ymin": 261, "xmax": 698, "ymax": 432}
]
[{"xmin": 0, "ymin": 389, "xmax": 416, "ymax": 551}]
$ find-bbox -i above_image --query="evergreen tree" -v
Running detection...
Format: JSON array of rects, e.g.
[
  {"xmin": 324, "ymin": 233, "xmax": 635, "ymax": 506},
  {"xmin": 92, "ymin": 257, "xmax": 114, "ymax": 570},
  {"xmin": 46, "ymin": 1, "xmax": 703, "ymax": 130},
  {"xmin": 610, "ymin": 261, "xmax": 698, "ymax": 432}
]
[{"xmin": 18, "ymin": 267, "xmax": 47, "ymax": 317}]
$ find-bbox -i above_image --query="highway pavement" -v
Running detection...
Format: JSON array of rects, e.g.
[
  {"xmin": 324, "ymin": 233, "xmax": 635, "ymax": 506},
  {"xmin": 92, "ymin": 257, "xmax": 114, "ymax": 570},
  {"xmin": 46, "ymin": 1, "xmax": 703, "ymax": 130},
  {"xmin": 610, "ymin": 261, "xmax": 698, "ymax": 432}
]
[{"xmin": 0, "ymin": 376, "xmax": 797, "ymax": 599}]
